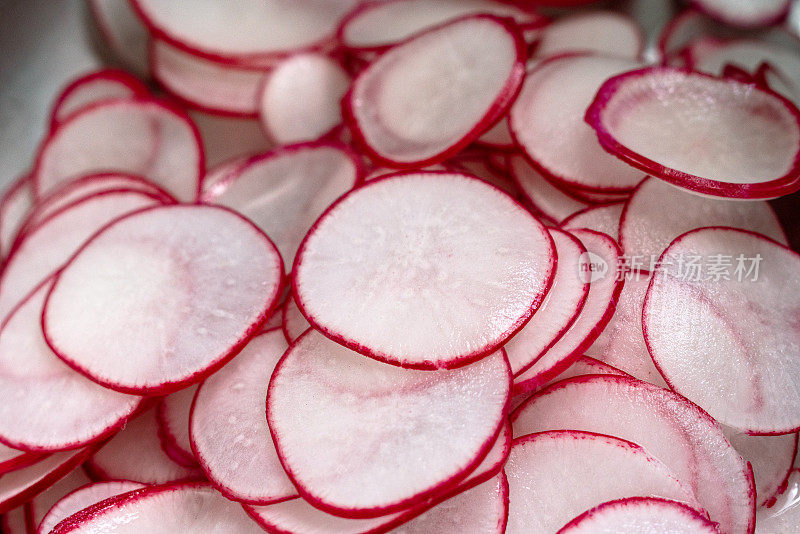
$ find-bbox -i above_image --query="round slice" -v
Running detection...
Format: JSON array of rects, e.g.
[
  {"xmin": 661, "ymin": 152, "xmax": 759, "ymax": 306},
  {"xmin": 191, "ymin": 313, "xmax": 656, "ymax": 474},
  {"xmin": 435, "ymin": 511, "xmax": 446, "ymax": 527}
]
[
  {"xmin": 532, "ymin": 11, "xmax": 644, "ymax": 59},
  {"xmin": 293, "ymin": 172, "xmax": 555, "ymax": 369},
  {"xmin": 156, "ymin": 384, "xmax": 199, "ymax": 468},
  {"xmin": 586, "ymin": 67, "xmax": 800, "ymax": 199},
  {"xmin": 561, "ymin": 202, "xmax": 625, "ymax": 241},
  {"xmin": 345, "ymin": 15, "xmax": 525, "ymax": 167},
  {"xmin": 42, "ymin": 204, "xmax": 283, "ymax": 395},
  {"xmin": 505, "ymin": 430, "xmax": 702, "ymax": 534},
  {"xmin": 190, "ymin": 330, "xmax": 297, "ymax": 504},
  {"xmin": 643, "ymin": 227, "xmax": 800, "ymax": 433},
  {"xmin": 37, "ymin": 480, "xmax": 146, "ymax": 534},
  {"xmin": 692, "ymin": 0, "xmax": 790, "ymax": 28},
  {"xmin": 557, "ymin": 497, "xmax": 719, "ymax": 533},
  {"xmin": 266, "ymin": 330, "xmax": 511, "ymax": 517}
]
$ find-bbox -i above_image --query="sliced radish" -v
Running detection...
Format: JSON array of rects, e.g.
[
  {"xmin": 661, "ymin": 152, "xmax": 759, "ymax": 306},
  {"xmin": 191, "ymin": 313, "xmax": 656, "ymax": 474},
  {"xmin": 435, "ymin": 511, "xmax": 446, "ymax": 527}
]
[
  {"xmin": 131, "ymin": 0, "xmax": 357, "ymax": 65},
  {"xmin": 691, "ymin": 39, "xmax": 800, "ymax": 93},
  {"xmin": 513, "ymin": 229, "xmax": 623, "ymax": 393},
  {"xmin": 49, "ymin": 482, "xmax": 265, "ymax": 533},
  {"xmin": 201, "ymin": 157, "xmax": 249, "ymax": 195},
  {"xmin": 156, "ymin": 384, "xmax": 199, "ymax": 468},
  {"xmin": 28, "ymin": 468, "xmax": 91, "ymax": 530},
  {"xmin": 267, "ymin": 330, "xmax": 510, "ymax": 517},
  {"xmin": 202, "ymin": 143, "xmax": 360, "ymax": 268},
  {"xmin": 504, "ymin": 229, "xmax": 589, "ymax": 375},
  {"xmin": 190, "ymin": 112, "xmax": 272, "ymax": 170},
  {"xmin": 282, "ymin": 298, "xmax": 310, "ymax": 344},
  {"xmin": 190, "ymin": 330, "xmax": 296, "ymax": 504},
  {"xmin": 556, "ymin": 497, "xmax": 719, "ymax": 533},
  {"xmin": 509, "ymin": 155, "xmax": 589, "ymax": 224},
  {"xmin": 586, "ymin": 67, "xmax": 800, "ymax": 199},
  {"xmin": 476, "ymin": 118, "xmax": 516, "ymax": 151},
  {"xmin": 151, "ymin": 39, "xmax": 267, "ymax": 117},
  {"xmin": 532, "ymin": 12, "xmax": 644, "ymax": 59},
  {"xmin": 33, "ymin": 98, "xmax": 204, "ymax": 202},
  {"xmin": 505, "ymin": 430, "xmax": 702, "ymax": 534},
  {"xmin": 0, "ymin": 445, "xmax": 45, "ymax": 477},
  {"xmin": 619, "ymin": 177, "xmax": 787, "ymax": 260},
  {"xmin": 691, "ymin": 0, "xmax": 790, "ymax": 28},
  {"xmin": 293, "ymin": 172, "xmax": 555, "ymax": 369},
  {"xmin": 86, "ymin": 409, "xmax": 202, "ymax": 485},
  {"xmin": 510, "ymin": 54, "xmax": 645, "ymax": 193},
  {"xmin": 0, "ymin": 190, "xmax": 165, "ymax": 321},
  {"xmin": 345, "ymin": 15, "xmax": 525, "ymax": 167},
  {"xmin": 49, "ymin": 70, "xmax": 149, "ymax": 130},
  {"xmin": 561, "ymin": 202, "xmax": 624, "ymax": 241},
  {"xmin": 0, "ymin": 175, "xmax": 34, "ymax": 258},
  {"xmin": 37, "ymin": 480, "xmax": 146, "ymax": 534},
  {"xmin": 643, "ymin": 227, "xmax": 800, "ymax": 433},
  {"xmin": 88, "ymin": 0, "xmax": 150, "ymax": 76},
  {"xmin": 42, "ymin": 204, "xmax": 283, "ymax": 395},
  {"xmin": 446, "ymin": 154, "xmax": 520, "ymax": 198},
  {"xmin": 0, "ymin": 278, "xmax": 140, "ymax": 452},
  {"xmin": 724, "ymin": 429, "xmax": 798, "ymax": 507},
  {"xmin": 531, "ymin": 356, "xmax": 629, "ymax": 396},
  {"xmin": 2, "ymin": 508, "xmax": 26, "ymax": 534},
  {"xmin": 259, "ymin": 53, "xmax": 350, "ymax": 144},
  {"xmin": 511, "ymin": 375, "xmax": 755, "ymax": 534}
]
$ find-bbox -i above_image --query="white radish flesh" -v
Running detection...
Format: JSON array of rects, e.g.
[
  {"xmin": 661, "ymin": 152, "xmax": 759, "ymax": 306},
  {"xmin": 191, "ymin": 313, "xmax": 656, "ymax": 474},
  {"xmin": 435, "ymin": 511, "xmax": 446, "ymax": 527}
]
[
  {"xmin": 692, "ymin": 0, "xmax": 790, "ymax": 28},
  {"xmin": 156, "ymin": 384, "xmax": 199, "ymax": 468},
  {"xmin": 561, "ymin": 203, "xmax": 625, "ymax": 241},
  {"xmin": 533, "ymin": 12, "xmax": 644, "ymax": 59},
  {"xmin": 37, "ymin": 480, "xmax": 146, "ymax": 534},
  {"xmin": 556, "ymin": 497, "xmax": 719, "ymax": 533}
]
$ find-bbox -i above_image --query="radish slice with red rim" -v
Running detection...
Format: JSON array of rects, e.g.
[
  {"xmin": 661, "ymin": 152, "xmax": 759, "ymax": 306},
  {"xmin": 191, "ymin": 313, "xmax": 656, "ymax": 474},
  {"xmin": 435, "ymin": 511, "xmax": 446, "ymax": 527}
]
[
  {"xmin": 510, "ymin": 54, "xmax": 645, "ymax": 193},
  {"xmin": 156, "ymin": 384, "xmax": 199, "ymax": 468},
  {"xmin": 0, "ymin": 445, "xmax": 45, "ymax": 477},
  {"xmin": 293, "ymin": 172, "xmax": 555, "ymax": 369},
  {"xmin": 266, "ymin": 330, "xmax": 511, "ymax": 517},
  {"xmin": 28, "ymin": 468, "xmax": 91, "ymax": 531},
  {"xmin": 509, "ymin": 155, "xmax": 589, "ymax": 224},
  {"xmin": 0, "ymin": 279, "xmax": 141, "ymax": 452},
  {"xmin": 643, "ymin": 227, "xmax": 800, "ymax": 433},
  {"xmin": 49, "ymin": 70, "xmax": 149, "ymax": 131},
  {"xmin": 561, "ymin": 202, "xmax": 624, "ymax": 241},
  {"xmin": 511, "ymin": 375, "xmax": 756, "ymax": 534},
  {"xmin": 42, "ymin": 204, "xmax": 283, "ymax": 395},
  {"xmin": 48, "ymin": 482, "xmax": 266, "ymax": 533},
  {"xmin": 86, "ymin": 409, "xmax": 203, "ymax": 485},
  {"xmin": 259, "ymin": 53, "xmax": 350, "ymax": 145},
  {"xmin": 724, "ymin": 429, "xmax": 797, "ymax": 507},
  {"xmin": 150, "ymin": 39, "xmax": 267, "ymax": 117},
  {"xmin": 37, "ymin": 480, "xmax": 146, "ymax": 534},
  {"xmin": 0, "ymin": 175, "xmax": 34, "ymax": 258},
  {"xmin": 201, "ymin": 156, "xmax": 250, "ymax": 195},
  {"xmin": 33, "ymin": 98, "xmax": 204, "ymax": 202},
  {"xmin": 532, "ymin": 11, "xmax": 645, "ymax": 59},
  {"xmin": 505, "ymin": 229, "xmax": 589, "ymax": 376},
  {"xmin": 190, "ymin": 112, "xmax": 271, "ymax": 170},
  {"xmin": 190, "ymin": 330, "xmax": 297, "ymax": 505},
  {"xmin": 282, "ymin": 299, "xmax": 310, "ymax": 344},
  {"xmin": 586, "ymin": 67, "xmax": 800, "ymax": 199},
  {"xmin": 0, "ymin": 189, "xmax": 165, "ymax": 321},
  {"xmin": 2, "ymin": 508, "xmax": 26, "ymax": 534},
  {"xmin": 505, "ymin": 430, "xmax": 703, "ymax": 534},
  {"xmin": 345, "ymin": 15, "xmax": 526, "ymax": 168},
  {"xmin": 691, "ymin": 0, "xmax": 791, "ymax": 28},
  {"xmin": 556, "ymin": 497, "xmax": 719, "ymax": 534},
  {"xmin": 619, "ymin": 177, "xmax": 787, "ymax": 261},
  {"xmin": 513, "ymin": 229, "xmax": 623, "ymax": 393},
  {"xmin": 202, "ymin": 143, "xmax": 361, "ymax": 268},
  {"xmin": 88, "ymin": 0, "xmax": 150, "ymax": 77},
  {"xmin": 531, "ymin": 356, "xmax": 629, "ymax": 396}
]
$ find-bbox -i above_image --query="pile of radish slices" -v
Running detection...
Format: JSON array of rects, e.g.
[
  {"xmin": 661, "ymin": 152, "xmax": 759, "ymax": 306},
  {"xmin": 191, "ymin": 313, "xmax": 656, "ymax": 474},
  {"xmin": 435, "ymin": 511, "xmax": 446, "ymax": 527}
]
[{"xmin": 4, "ymin": 0, "xmax": 800, "ymax": 533}]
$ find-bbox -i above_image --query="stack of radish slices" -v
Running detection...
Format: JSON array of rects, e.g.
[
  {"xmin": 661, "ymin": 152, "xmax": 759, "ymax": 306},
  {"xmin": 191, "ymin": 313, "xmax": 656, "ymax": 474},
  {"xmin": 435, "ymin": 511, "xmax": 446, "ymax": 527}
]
[{"xmin": 3, "ymin": 0, "xmax": 800, "ymax": 532}]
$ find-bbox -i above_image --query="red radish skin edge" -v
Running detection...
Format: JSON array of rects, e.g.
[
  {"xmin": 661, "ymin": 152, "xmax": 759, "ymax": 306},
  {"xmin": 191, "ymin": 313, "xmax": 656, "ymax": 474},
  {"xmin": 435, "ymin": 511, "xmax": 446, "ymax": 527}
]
[
  {"xmin": 560, "ymin": 201, "xmax": 626, "ymax": 233},
  {"xmin": 342, "ymin": 14, "xmax": 528, "ymax": 169},
  {"xmin": 584, "ymin": 66, "xmax": 800, "ymax": 200},
  {"xmin": 291, "ymin": 171, "xmax": 557, "ymax": 371},
  {"xmin": 40, "ymin": 204, "xmax": 285, "ymax": 396}
]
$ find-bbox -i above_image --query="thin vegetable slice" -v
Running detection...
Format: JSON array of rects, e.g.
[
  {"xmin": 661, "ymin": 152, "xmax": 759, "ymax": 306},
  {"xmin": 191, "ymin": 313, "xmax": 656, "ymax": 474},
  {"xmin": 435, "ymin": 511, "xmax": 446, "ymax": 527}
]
[
  {"xmin": 561, "ymin": 202, "xmax": 625, "ymax": 241},
  {"xmin": 724, "ymin": 430, "xmax": 797, "ymax": 507},
  {"xmin": 532, "ymin": 11, "xmax": 644, "ymax": 59},
  {"xmin": 37, "ymin": 480, "xmax": 146, "ymax": 534},
  {"xmin": 156, "ymin": 384, "xmax": 199, "ymax": 468},
  {"xmin": 509, "ymin": 155, "xmax": 589, "ymax": 223},
  {"xmin": 28, "ymin": 468, "xmax": 91, "ymax": 531},
  {"xmin": 691, "ymin": 0, "xmax": 790, "ymax": 28}
]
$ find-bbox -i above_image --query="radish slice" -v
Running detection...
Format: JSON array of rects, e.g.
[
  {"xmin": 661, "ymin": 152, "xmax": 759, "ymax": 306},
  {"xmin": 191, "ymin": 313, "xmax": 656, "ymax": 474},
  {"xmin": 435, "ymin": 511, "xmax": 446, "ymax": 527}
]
[
  {"xmin": 0, "ymin": 176, "xmax": 34, "ymax": 258},
  {"xmin": 510, "ymin": 54, "xmax": 645, "ymax": 193},
  {"xmin": 151, "ymin": 40, "xmax": 267, "ymax": 117},
  {"xmin": 49, "ymin": 70, "xmax": 149, "ymax": 130},
  {"xmin": 345, "ymin": 16, "xmax": 525, "ymax": 167},
  {"xmin": 282, "ymin": 298, "xmax": 310, "ymax": 344},
  {"xmin": 511, "ymin": 375, "xmax": 756, "ymax": 534},
  {"xmin": 190, "ymin": 330, "xmax": 297, "ymax": 505},
  {"xmin": 586, "ymin": 67, "xmax": 800, "ymax": 199},
  {"xmin": 266, "ymin": 330, "xmax": 510, "ymax": 517},
  {"xmin": 532, "ymin": 12, "xmax": 644, "ymax": 59},
  {"xmin": 2, "ymin": 508, "xmax": 26, "ymax": 534},
  {"xmin": 0, "ymin": 445, "xmax": 45, "ymax": 477},
  {"xmin": 86, "ymin": 409, "xmax": 202, "ymax": 484},
  {"xmin": 0, "ymin": 279, "xmax": 140, "ymax": 452},
  {"xmin": 446, "ymin": 156, "xmax": 520, "ymax": 197},
  {"xmin": 201, "ymin": 156, "xmax": 250, "ymax": 195},
  {"xmin": 724, "ymin": 429, "xmax": 797, "ymax": 507},
  {"xmin": 643, "ymin": 227, "xmax": 800, "ymax": 433},
  {"xmin": 156, "ymin": 384, "xmax": 199, "ymax": 468},
  {"xmin": 532, "ymin": 356, "xmax": 629, "ymax": 396},
  {"xmin": 259, "ymin": 53, "xmax": 350, "ymax": 144},
  {"xmin": 513, "ymin": 230, "xmax": 623, "ymax": 393},
  {"xmin": 131, "ymin": 0, "xmax": 357, "ymax": 65},
  {"xmin": 37, "ymin": 480, "xmax": 146, "ymax": 534},
  {"xmin": 561, "ymin": 202, "xmax": 624, "ymax": 241},
  {"xmin": 42, "ymin": 204, "xmax": 284, "ymax": 395},
  {"xmin": 691, "ymin": 0, "xmax": 790, "ymax": 28},
  {"xmin": 0, "ymin": 190, "xmax": 165, "ymax": 321},
  {"xmin": 504, "ymin": 229, "xmax": 589, "ymax": 375},
  {"xmin": 202, "ymin": 143, "xmax": 361, "ymax": 268},
  {"xmin": 691, "ymin": 39, "xmax": 800, "ymax": 92},
  {"xmin": 556, "ymin": 497, "xmax": 719, "ymax": 533},
  {"xmin": 190, "ymin": 112, "xmax": 271, "ymax": 170},
  {"xmin": 505, "ymin": 430, "xmax": 703, "ymax": 534},
  {"xmin": 509, "ymin": 155, "xmax": 589, "ymax": 224},
  {"xmin": 619, "ymin": 177, "xmax": 787, "ymax": 260},
  {"xmin": 0, "ymin": 448, "xmax": 93, "ymax": 514},
  {"xmin": 28, "ymin": 468, "xmax": 91, "ymax": 530},
  {"xmin": 293, "ymin": 173, "xmax": 555, "ymax": 369},
  {"xmin": 33, "ymin": 98, "xmax": 204, "ymax": 202},
  {"xmin": 48, "ymin": 482, "xmax": 265, "ymax": 533},
  {"xmin": 88, "ymin": 0, "xmax": 150, "ymax": 76}
]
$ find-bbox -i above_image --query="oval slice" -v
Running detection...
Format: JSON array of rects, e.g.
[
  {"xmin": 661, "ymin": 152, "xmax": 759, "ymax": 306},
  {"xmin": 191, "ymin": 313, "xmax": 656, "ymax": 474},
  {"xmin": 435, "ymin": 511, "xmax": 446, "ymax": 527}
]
[{"xmin": 37, "ymin": 480, "xmax": 146, "ymax": 534}]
